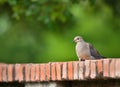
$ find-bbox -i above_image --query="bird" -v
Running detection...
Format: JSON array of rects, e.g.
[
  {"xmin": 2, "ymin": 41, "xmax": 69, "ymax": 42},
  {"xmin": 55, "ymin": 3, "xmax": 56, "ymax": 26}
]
[{"xmin": 73, "ymin": 36, "xmax": 104, "ymax": 61}]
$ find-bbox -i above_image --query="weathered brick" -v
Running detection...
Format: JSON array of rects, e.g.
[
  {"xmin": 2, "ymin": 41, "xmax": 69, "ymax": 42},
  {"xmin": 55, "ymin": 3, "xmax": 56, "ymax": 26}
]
[
  {"xmin": 2, "ymin": 64, "xmax": 7, "ymax": 82},
  {"xmin": 30, "ymin": 64, "xmax": 35, "ymax": 81},
  {"xmin": 79, "ymin": 61, "xmax": 84, "ymax": 80},
  {"xmin": 62, "ymin": 62, "xmax": 67, "ymax": 80},
  {"xmin": 115, "ymin": 59, "xmax": 120, "ymax": 77},
  {"xmin": 97, "ymin": 59, "xmax": 103, "ymax": 77},
  {"xmin": 15, "ymin": 64, "xmax": 19, "ymax": 81},
  {"xmin": 15, "ymin": 64, "xmax": 24, "ymax": 82},
  {"xmin": 110, "ymin": 59, "xmax": 115, "ymax": 78},
  {"xmin": 73, "ymin": 62, "xmax": 79, "ymax": 80},
  {"xmin": 90, "ymin": 60, "xmax": 97, "ymax": 79},
  {"xmin": 85, "ymin": 60, "xmax": 91, "ymax": 78},
  {"xmin": 0, "ymin": 64, "xmax": 2, "ymax": 82},
  {"xmin": 8, "ymin": 64, "xmax": 13, "ymax": 82},
  {"xmin": 25, "ymin": 64, "xmax": 30, "ymax": 82},
  {"xmin": 68, "ymin": 62, "xmax": 73, "ymax": 80},
  {"xmin": 0, "ymin": 59, "xmax": 119, "ymax": 82},
  {"xmin": 103, "ymin": 59, "xmax": 110, "ymax": 77},
  {"xmin": 19, "ymin": 64, "xmax": 24, "ymax": 82},
  {"xmin": 56, "ymin": 62, "xmax": 62, "ymax": 80},
  {"xmin": 35, "ymin": 64, "xmax": 40, "ymax": 81},
  {"xmin": 46, "ymin": 63, "xmax": 50, "ymax": 81},
  {"xmin": 40, "ymin": 64, "xmax": 46, "ymax": 81},
  {"xmin": 51, "ymin": 63, "xmax": 56, "ymax": 81}
]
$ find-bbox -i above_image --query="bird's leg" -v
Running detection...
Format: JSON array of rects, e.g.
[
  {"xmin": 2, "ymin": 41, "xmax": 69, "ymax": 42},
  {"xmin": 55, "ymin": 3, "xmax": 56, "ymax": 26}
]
[
  {"xmin": 79, "ymin": 58, "xmax": 85, "ymax": 61},
  {"xmin": 81, "ymin": 59, "xmax": 85, "ymax": 61}
]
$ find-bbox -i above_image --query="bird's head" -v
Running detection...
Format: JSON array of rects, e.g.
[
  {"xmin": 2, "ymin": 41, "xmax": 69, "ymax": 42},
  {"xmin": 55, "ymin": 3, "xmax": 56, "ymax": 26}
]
[{"xmin": 73, "ymin": 36, "xmax": 84, "ymax": 43}]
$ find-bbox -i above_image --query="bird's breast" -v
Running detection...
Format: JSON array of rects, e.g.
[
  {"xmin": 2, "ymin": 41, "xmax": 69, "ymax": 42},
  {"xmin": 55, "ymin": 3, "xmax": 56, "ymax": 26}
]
[
  {"xmin": 76, "ymin": 43, "xmax": 86, "ymax": 52},
  {"xmin": 76, "ymin": 43, "xmax": 91, "ymax": 58}
]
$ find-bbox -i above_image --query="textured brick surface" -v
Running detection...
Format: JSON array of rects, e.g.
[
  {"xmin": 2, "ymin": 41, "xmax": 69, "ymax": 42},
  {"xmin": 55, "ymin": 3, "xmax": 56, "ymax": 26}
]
[
  {"xmin": 97, "ymin": 59, "xmax": 103, "ymax": 77},
  {"xmin": 15, "ymin": 64, "xmax": 22, "ymax": 81},
  {"xmin": 73, "ymin": 62, "xmax": 79, "ymax": 80},
  {"xmin": 56, "ymin": 62, "xmax": 62, "ymax": 80},
  {"xmin": 62, "ymin": 62, "xmax": 67, "ymax": 80},
  {"xmin": 15, "ymin": 64, "xmax": 18, "ymax": 81},
  {"xmin": 25, "ymin": 64, "xmax": 30, "ymax": 82},
  {"xmin": 85, "ymin": 60, "xmax": 90, "ymax": 78},
  {"xmin": 79, "ymin": 61, "xmax": 84, "ymax": 80},
  {"xmin": 2, "ymin": 64, "xmax": 7, "ymax": 82},
  {"xmin": 115, "ymin": 59, "xmax": 120, "ymax": 77},
  {"xmin": 46, "ymin": 63, "xmax": 50, "ymax": 81},
  {"xmin": 103, "ymin": 59, "xmax": 110, "ymax": 77},
  {"xmin": 90, "ymin": 60, "xmax": 97, "ymax": 79},
  {"xmin": 19, "ymin": 64, "xmax": 24, "ymax": 82},
  {"xmin": 68, "ymin": 62, "xmax": 73, "ymax": 80},
  {"xmin": 110, "ymin": 59, "xmax": 115, "ymax": 78},
  {"xmin": 40, "ymin": 64, "xmax": 46, "ymax": 81},
  {"xmin": 8, "ymin": 64, "xmax": 13, "ymax": 82},
  {"xmin": 51, "ymin": 63, "xmax": 56, "ymax": 81},
  {"xmin": 30, "ymin": 64, "xmax": 35, "ymax": 81},
  {"xmin": 0, "ymin": 59, "xmax": 119, "ymax": 82},
  {"xmin": 0, "ymin": 64, "xmax": 2, "ymax": 82},
  {"xmin": 14, "ymin": 64, "xmax": 25, "ymax": 82},
  {"xmin": 35, "ymin": 64, "xmax": 40, "ymax": 81}
]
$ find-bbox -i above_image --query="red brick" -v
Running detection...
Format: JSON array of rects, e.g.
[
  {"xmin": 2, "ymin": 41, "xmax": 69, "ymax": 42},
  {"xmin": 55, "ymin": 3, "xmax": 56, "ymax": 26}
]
[
  {"xmin": 18, "ymin": 64, "xmax": 24, "ymax": 82},
  {"xmin": 2, "ymin": 64, "xmax": 7, "ymax": 82},
  {"xmin": 8, "ymin": 64, "xmax": 13, "ymax": 82},
  {"xmin": 0, "ymin": 64, "xmax": 2, "ymax": 82},
  {"xmin": 30, "ymin": 64, "xmax": 35, "ymax": 81},
  {"xmin": 40, "ymin": 64, "xmax": 46, "ymax": 81},
  {"xmin": 73, "ymin": 62, "xmax": 79, "ymax": 80},
  {"xmin": 15, "ymin": 64, "xmax": 19, "ymax": 81},
  {"xmin": 56, "ymin": 62, "xmax": 62, "ymax": 80},
  {"xmin": 46, "ymin": 63, "xmax": 50, "ymax": 81},
  {"xmin": 90, "ymin": 60, "xmax": 97, "ymax": 79},
  {"xmin": 62, "ymin": 62, "xmax": 67, "ymax": 80},
  {"xmin": 85, "ymin": 60, "xmax": 91, "ymax": 78},
  {"xmin": 97, "ymin": 59, "xmax": 103, "ymax": 76},
  {"xmin": 79, "ymin": 61, "xmax": 84, "ymax": 80},
  {"xmin": 103, "ymin": 59, "xmax": 110, "ymax": 77},
  {"xmin": 15, "ymin": 64, "xmax": 24, "ymax": 82},
  {"xmin": 51, "ymin": 63, "xmax": 56, "ymax": 81},
  {"xmin": 35, "ymin": 64, "xmax": 40, "ymax": 81},
  {"xmin": 68, "ymin": 62, "xmax": 73, "ymax": 80},
  {"xmin": 25, "ymin": 64, "xmax": 30, "ymax": 82},
  {"xmin": 110, "ymin": 59, "xmax": 115, "ymax": 78},
  {"xmin": 115, "ymin": 59, "xmax": 120, "ymax": 77}
]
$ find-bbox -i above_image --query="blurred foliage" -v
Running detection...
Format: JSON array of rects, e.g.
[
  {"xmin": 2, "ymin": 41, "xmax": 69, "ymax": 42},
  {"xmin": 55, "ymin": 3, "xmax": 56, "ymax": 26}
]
[
  {"xmin": 0, "ymin": 0, "xmax": 120, "ymax": 63},
  {"xmin": 0, "ymin": 0, "xmax": 75, "ymax": 27}
]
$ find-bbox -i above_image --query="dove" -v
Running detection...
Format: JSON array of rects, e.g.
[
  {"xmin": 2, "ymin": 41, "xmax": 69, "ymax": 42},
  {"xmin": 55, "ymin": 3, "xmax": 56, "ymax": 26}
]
[{"xmin": 73, "ymin": 36, "xmax": 104, "ymax": 61}]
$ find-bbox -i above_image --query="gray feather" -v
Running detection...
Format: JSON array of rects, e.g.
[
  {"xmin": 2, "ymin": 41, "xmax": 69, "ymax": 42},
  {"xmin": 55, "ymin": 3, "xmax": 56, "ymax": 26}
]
[{"xmin": 89, "ymin": 44, "xmax": 103, "ymax": 59}]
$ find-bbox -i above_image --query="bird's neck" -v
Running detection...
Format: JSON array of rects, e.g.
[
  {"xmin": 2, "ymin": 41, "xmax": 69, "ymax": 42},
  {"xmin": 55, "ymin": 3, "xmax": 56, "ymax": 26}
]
[{"xmin": 77, "ymin": 40, "xmax": 85, "ymax": 44}]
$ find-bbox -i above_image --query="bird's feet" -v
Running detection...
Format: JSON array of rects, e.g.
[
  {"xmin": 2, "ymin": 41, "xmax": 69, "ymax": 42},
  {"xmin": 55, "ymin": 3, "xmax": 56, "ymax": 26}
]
[
  {"xmin": 79, "ymin": 59, "xmax": 85, "ymax": 61},
  {"xmin": 81, "ymin": 59, "xmax": 85, "ymax": 61}
]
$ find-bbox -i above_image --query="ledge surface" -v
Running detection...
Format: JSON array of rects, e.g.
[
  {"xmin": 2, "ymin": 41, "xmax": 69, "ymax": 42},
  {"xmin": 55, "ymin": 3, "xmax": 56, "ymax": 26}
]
[{"xmin": 0, "ymin": 58, "xmax": 119, "ymax": 82}]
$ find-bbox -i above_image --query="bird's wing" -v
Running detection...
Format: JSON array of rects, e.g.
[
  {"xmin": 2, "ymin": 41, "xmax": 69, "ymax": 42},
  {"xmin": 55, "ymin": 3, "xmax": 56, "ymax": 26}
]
[{"xmin": 88, "ymin": 43, "xmax": 103, "ymax": 59}]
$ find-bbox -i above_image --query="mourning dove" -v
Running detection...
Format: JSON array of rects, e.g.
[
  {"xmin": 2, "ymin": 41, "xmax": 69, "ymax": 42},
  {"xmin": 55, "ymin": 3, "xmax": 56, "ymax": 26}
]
[{"xmin": 73, "ymin": 36, "xmax": 104, "ymax": 61}]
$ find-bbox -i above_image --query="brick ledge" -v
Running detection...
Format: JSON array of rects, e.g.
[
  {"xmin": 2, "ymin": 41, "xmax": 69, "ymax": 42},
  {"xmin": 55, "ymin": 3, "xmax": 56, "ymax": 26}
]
[{"xmin": 0, "ymin": 58, "xmax": 119, "ymax": 82}]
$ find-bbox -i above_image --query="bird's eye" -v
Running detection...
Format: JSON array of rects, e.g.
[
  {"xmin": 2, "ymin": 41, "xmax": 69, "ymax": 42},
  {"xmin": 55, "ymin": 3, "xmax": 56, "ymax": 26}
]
[{"xmin": 77, "ymin": 38, "xmax": 79, "ymax": 40}]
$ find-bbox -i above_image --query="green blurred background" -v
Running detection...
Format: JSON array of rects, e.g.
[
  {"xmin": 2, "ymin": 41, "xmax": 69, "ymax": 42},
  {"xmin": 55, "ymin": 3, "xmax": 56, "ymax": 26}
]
[{"xmin": 0, "ymin": 0, "xmax": 120, "ymax": 63}]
